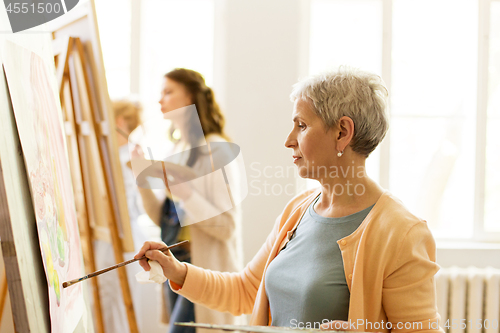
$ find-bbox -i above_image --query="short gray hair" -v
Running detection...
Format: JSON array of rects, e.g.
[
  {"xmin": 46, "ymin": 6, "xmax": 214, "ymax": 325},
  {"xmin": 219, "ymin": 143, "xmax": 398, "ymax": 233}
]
[{"xmin": 290, "ymin": 66, "xmax": 389, "ymax": 157}]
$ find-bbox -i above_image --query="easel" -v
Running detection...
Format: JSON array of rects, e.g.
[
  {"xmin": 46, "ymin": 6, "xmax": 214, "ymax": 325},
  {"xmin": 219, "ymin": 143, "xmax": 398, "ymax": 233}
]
[
  {"xmin": 53, "ymin": 36, "xmax": 104, "ymax": 333},
  {"xmin": 53, "ymin": 36, "xmax": 138, "ymax": 333},
  {"xmin": 0, "ymin": 271, "xmax": 8, "ymax": 325},
  {"xmin": 0, "ymin": 256, "xmax": 13, "ymax": 331},
  {"xmin": 49, "ymin": 0, "xmax": 135, "ymax": 252}
]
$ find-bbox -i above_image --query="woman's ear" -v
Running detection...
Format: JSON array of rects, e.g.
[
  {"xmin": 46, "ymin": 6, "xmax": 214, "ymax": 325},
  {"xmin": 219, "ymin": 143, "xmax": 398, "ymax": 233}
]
[{"xmin": 336, "ymin": 116, "xmax": 355, "ymax": 151}]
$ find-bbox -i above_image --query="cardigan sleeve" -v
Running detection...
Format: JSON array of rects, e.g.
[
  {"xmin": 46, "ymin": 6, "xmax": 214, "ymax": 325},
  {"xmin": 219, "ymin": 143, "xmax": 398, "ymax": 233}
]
[
  {"xmin": 382, "ymin": 221, "xmax": 444, "ymax": 333},
  {"xmin": 169, "ymin": 213, "xmax": 282, "ymax": 316}
]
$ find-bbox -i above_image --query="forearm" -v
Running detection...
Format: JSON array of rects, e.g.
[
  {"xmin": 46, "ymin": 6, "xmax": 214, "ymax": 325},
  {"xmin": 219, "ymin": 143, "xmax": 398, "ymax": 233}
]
[
  {"xmin": 137, "ymin": 187, "xmax": 163, "ymax": 225},
  {"xmin": 170, "ymin": 213, "xmax": 282, "ymax": 316},
  {"xmin": 170, "ymin": 263, "xmax": 258, "ymax": 316}
]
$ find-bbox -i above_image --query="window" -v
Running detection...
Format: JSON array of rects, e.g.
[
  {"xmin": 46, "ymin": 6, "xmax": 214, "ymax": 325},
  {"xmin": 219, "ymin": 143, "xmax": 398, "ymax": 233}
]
[
  {"xmin": 485, "ymin": 1, "xmax": 500, "ymax": 234},
  {"xmin": 137, "ymin": 0, "xmax": 215, "ymax": 158},
  {"xmin": 308, "ymin": 0, "xmax": 500, "ymax": 242},
  {"xmin": 309, "ymin": 0, "xmax": 383, "ymax": 186},
  {"xmin": 96, "ymin": 0, "xmax": 214, "ymax": 120},
  {"xmin": 94, "ymin": 0, "xmax": 132, "ymax": 99},
  {"xmin": 96, "ymin": 0, "xmax": 215, "ymax": 159},
  {"xmin": 391, "ymin": 0, "xmax": 477, "ymax": 239},
  {"xmin": 139, "ymin": 0, "xmax": 214, "ymax": 121}
]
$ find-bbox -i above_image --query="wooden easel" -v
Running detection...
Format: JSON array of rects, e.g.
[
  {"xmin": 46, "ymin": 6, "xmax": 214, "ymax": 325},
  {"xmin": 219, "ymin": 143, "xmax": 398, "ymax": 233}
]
[
  {"xmin": 53, "ymin": 36, "xmax": 104, "ymax": 333},
  {"xmin": 49, "ymin": 0, "xmax": 135, "ymax": 252},
  {"xmin": 0, "ymin": 270, "xmax": 8, "ymax": 325},
  {"xmin": 53, "ymin": 36, "xmax": 138, "ymax": 333}
]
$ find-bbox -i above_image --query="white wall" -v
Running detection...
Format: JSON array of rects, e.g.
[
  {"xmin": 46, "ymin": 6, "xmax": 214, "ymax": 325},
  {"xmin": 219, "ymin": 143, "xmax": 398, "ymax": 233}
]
[
  {"xmin": 213, "ymin": 0, "xmax": 309, "ymax": 263},
  {"xmin": 437, "ymin": 244, "xmax": 500, "ymax": 269}
]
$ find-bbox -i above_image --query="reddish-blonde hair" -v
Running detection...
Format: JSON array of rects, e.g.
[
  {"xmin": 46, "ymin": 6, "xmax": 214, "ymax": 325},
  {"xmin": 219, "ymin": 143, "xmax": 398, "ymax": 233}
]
[{"xmin": 165, "ymin": 68, "xmax": 229, "ymax": 166}]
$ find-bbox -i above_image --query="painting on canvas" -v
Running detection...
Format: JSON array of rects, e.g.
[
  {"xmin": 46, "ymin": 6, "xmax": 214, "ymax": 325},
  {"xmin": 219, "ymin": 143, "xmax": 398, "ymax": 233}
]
[{"xmin": 2, "ymin": 41, "xmax": 84, "ymax": 332}]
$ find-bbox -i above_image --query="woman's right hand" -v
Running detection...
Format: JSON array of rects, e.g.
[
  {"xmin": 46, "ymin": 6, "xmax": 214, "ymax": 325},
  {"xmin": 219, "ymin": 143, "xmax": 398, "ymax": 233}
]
[
  {"xmin": 134, "ymin": 241, "xmax": 188, "ymax": 287},
  {"xmin": 131, "ymin": 144, "xmax": 144, "ymax": 159}
]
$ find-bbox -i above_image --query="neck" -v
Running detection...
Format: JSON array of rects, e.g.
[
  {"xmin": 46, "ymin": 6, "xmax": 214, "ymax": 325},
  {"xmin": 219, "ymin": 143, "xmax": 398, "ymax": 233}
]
[
  {"xmin": 117, "ymin": 133, "xmax": 128, "ymax": 147},
  {"xmin": 313, "ymin": 157, "xmax": 384, "ymax": 218}
]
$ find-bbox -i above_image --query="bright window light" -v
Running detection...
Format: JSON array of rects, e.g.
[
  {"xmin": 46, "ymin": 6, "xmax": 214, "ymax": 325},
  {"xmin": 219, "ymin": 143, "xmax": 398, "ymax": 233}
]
[
  {"xmin": 308, "ymin": 0, "xmax": 383, "ymax": 188},
  {"xmin": 391, "ymin": 0, "xmax": 477, "ymax": 239},
  {"xmin": 94, "ymin": 0, "xmax": 132, "ymax": 99},
  {"xmin": 485, "ymin": 1, "xmax": 500, "ymax": 233},
  {"xmin": 140, "ymin": 0, "xmax": 214, "ymax": 122}
]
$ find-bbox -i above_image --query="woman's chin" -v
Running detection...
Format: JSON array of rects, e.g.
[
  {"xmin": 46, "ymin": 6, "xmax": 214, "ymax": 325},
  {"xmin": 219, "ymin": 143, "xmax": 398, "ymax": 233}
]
[
  {"xmin": 297, "ymin": 167, "xmax": 310, "ymax": 179},
  {"xmin": 162, "ymin": 110, "xmax": 176, "ymax": 120}
]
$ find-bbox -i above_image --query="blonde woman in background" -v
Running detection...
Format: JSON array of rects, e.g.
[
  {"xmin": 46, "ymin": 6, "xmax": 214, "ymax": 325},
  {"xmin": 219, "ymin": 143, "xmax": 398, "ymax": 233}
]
[
  {"xmin": 135, "ymin": 68, "xmax": 245, "ymax": 333},
  {"xmin": 94, "ymin": 99, "xmax": 156, "ymax": 332}
]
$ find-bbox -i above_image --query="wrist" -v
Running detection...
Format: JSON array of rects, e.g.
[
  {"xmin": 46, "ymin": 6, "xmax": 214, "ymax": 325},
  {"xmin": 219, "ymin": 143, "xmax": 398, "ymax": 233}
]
[{"xmin": 171, "ymin": 262, "xmax": 187, "ymax": 287}]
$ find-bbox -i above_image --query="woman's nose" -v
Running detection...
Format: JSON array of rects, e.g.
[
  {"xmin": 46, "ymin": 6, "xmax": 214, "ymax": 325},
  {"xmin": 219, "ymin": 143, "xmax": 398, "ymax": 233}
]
[{"xmin": 284, "ymin": 130, "xmax": 296, "ymax": 148}]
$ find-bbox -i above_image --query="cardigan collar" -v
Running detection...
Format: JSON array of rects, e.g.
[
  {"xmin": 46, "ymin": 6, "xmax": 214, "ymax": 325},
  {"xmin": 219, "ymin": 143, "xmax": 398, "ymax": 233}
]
[{"xmin": 278, "ymin": 188, "xmax": 390, "ymax": 253}]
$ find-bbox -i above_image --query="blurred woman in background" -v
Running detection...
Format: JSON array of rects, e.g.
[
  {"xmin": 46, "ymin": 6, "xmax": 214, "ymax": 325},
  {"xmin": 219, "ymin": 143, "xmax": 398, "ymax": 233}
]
[
  {"xmin": 135, "ymin": 68, "xmax": 245, "ymax": 333},
  {"xmin": 95, "ymin": 98, "xmax": 153, "ymax": 332}
]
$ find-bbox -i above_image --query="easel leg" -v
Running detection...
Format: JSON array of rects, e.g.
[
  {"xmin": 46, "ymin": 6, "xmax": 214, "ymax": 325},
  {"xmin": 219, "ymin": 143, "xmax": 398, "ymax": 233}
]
[{"xmin": 0, "ymin": 270, "xmax": 8, "ymax": 325}]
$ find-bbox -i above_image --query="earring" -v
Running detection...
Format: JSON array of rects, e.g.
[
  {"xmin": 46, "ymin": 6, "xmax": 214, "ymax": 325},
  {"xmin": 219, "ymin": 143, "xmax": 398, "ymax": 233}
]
[{"xmin": 337, "ymin": 150, "xmax": 343, "ymax": 157}]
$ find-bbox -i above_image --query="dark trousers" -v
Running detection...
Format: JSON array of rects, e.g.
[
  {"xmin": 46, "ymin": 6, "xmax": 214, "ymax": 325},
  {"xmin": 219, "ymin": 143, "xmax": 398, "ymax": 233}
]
[{"xmin": 164, "ymin": 253, "xmax": 195, "ymax": 333}]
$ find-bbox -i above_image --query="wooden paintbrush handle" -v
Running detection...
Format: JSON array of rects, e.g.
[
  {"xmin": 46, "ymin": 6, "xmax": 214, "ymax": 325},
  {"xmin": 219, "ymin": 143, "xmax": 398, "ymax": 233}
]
[{"xmin": 63, "ymin": 240, "xmax": 189, "ymax": 288}]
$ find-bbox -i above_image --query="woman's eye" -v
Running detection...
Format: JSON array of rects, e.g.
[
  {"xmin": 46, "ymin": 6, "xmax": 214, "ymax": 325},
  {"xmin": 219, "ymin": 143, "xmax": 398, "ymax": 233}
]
[{"xmin": 298, "ymin": 123, "xmax": 306, "ymax": 129}]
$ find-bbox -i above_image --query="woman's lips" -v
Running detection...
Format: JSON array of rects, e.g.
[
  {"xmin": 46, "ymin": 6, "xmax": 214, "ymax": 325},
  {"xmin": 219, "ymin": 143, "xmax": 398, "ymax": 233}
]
[{"xmin": 293, "ymin": 156, "xmax": 302, "ymax": 163}]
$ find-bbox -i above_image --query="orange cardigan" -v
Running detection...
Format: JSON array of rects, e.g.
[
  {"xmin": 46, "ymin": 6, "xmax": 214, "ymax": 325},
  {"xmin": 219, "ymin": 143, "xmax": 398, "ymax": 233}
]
[{"xmin": 171, "ymin": 189, "xmax": 444, "ymax": 333}]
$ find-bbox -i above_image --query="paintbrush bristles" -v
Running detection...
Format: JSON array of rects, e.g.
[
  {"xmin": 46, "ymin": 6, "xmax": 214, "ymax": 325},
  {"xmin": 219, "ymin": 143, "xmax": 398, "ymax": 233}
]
[
  {"xmin": 62, "ymin": 240, "xmax": 188, "ymax": 288},
  {"xmin": 63, "ymin": 277, "xmax": 86, "ymax": 288}
]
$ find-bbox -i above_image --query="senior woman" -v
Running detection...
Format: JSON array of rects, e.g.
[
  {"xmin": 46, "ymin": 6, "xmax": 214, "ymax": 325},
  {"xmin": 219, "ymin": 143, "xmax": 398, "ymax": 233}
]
[{"xmin": 135, "ymin": 67, "xmax": 443, "ymax": 333}]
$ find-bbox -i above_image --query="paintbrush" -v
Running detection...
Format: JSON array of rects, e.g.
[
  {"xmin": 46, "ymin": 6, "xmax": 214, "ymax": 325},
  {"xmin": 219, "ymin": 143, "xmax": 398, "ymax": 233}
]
[
  {"xmin": 62, "ymin": 240, "xmax": 189, "ymax": 288},
  {"xmin": 116, "ymin": 126, "xmax": 131, "ymax": 140},
  {"xmin": 116, "ymin": 126, "xmax": 142, "ymax": 147}
]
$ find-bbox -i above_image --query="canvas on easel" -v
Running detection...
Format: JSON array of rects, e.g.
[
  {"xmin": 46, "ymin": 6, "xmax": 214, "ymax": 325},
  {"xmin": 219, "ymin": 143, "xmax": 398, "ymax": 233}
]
[
  {"xmin": 0, "ymin": 46, "xmax": 51, "ymax": 333},
  {"xmin": 2, "ymin": 40, "xmax": 85, "ymax": 333}
]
